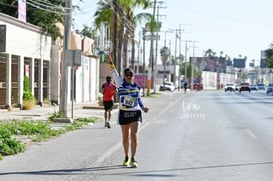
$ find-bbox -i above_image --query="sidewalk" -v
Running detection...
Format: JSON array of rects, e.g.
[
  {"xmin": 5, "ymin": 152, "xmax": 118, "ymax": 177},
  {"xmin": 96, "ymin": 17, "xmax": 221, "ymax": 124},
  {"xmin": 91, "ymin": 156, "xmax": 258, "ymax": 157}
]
[
  {"xmin": 0, "ymin": 89, "xmax": 174, "ymax": 121},
  {"xmin": 0, "ymin": 101, "xmax": 107, "ymax": 121}
]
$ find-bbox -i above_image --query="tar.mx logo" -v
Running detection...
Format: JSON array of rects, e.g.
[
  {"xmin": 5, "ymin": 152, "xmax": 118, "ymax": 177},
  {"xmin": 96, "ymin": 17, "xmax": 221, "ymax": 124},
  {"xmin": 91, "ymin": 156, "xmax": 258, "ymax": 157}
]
[{"xmin": 181, "ymin": 100, "xmax": 206, "ymax": 119}]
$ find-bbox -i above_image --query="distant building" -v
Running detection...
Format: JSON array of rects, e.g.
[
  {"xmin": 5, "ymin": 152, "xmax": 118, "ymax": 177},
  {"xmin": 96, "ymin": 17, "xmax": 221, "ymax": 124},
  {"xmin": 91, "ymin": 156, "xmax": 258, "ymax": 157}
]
[{"xmin": 233, "ymin": 58, "xmax": 246, "ymax": 68}]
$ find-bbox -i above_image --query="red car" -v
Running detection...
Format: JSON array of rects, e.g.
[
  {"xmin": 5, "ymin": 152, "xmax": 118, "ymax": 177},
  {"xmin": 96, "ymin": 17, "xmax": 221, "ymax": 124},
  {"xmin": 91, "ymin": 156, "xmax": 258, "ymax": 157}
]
[
  {"xmin": 239, "ymin": 82, "xmax": 251, "ymax": 93},
  {"xmin": 189, "ymin": 83, "xmax": 203, "ymax": 90}
]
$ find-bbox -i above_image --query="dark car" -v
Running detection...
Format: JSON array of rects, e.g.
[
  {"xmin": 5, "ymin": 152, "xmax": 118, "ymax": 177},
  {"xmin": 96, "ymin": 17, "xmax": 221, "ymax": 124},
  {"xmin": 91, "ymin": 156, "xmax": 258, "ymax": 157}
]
[
  {"xmin": 250, "ymin": 84, "xmax": 258, "ymax": 91},
  {"xmin": 266, "ymin": 83, "xmax": 273, "ymax": 94},
  {"xmin": 239, "ymin": 82, "xmax": 251, "ymax": 93},
  {"xmin": 257, "ymin": 83, "xmax": 265, "ymax": 91}
]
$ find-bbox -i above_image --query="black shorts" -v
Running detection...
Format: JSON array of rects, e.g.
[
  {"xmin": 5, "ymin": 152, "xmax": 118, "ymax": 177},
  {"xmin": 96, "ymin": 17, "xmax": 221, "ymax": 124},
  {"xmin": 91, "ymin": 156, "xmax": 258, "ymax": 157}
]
[
  {"xmin": 103, "ymin": 101, "xmax": 114, "ymax": 110},
  {"xmin": 118, "ymin": 110, "xmax": 142, "ymax": 125}
]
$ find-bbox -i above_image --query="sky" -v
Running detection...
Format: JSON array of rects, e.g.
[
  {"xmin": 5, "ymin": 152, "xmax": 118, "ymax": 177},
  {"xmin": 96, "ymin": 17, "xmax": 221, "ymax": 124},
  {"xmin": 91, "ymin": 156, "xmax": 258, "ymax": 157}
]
[{"xmin": 72, "ymin": 0, "xmax": 273, "ymax": 65}]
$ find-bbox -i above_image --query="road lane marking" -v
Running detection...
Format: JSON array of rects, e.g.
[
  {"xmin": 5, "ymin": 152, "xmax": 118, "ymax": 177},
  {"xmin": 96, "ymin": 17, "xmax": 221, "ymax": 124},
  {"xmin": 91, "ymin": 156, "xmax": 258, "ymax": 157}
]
[
  {"xmin": 245, "ymin": 129, "xmax": 258, "ymax": 140},
  {"xmin": 94, "ymin": 142, "xmax": 122, "ymax": 165},
  {"xmin": 94, "ymin": 96, "xmax": 182, "ymax": 165},
  {"xmin": 94, "ymin": 121, "xmax": 152, "ymax": 165}
]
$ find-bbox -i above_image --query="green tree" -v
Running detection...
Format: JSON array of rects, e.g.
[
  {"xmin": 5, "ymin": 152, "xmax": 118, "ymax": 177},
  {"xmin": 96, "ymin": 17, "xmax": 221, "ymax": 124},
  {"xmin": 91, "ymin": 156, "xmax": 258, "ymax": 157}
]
[
  {"xmin": 0, "ymin": 0, "xmax": 84, "ymax": 41},
  {"xmin": 124, "ymin": 1, "xmax": 153, "ymax": 69},
  {"xmin": 0, "ymin": 0, "xmax": 18, "ymax": 17},
  {"xmin": 94, "ymin": 0, "xmax": 153, "ymax": 71},
  {"xmin": 160, "ymin": 46, "xmax": 170, "ymax": 65},
  {"xmin": 179, "ymin": 62, "xmax": 198, "ymax": 80},
  {"xmin": 204, "ymin": 49, "xmax": 216, "ymax": 58},
  {"xmin": 265, "ymin": 43, "xmax": 273, "ymax": 68},
  {"xmin": 23, "ymin": 76, "xmax": 34, "ymax": 101},
  {"xmin": 80, "ymin": 24, "xmax": 97, "ymax": 39},
  {"xmin": 160, "ymin": 46, "xmax": 170, "ymax": 78}
]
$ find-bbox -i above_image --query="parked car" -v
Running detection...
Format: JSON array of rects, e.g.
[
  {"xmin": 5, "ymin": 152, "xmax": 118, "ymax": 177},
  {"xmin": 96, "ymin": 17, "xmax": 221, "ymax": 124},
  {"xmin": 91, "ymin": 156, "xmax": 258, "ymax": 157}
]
[
  {"xmin": 266, "ymin": 83, "xmax": 273, "ymax": 94},
  {"xmin": 239, "ymin": 82, "xmax": 251, "ymax": 92},
  {"xmin": 235, "ymin": 84, "xmax": 240, "ymax": 91},
  {"xmin": 189, "ymin": 83, "xmax": 203, "ymax": 90},
  {"xmin": 159, "ymin": 81, "xmax": 176, "ymax": 91},
  {"xmin": 257, "ymin": 83, "xmax": 265, "ymax": 91},
  {"xmin": 250, "ymin": 84, "xmax": 258, "ymax": 91},
  {"xmin": 224, "ymin": 83, "xmax": 235, "ymax": 92}
]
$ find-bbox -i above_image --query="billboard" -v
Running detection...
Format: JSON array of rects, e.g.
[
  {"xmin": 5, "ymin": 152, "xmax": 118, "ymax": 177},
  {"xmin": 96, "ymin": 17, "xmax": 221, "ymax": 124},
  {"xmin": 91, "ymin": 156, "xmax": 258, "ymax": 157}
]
[{"xmin": 233, "ymin": 58, "xmax": 246, "ymax": 68}]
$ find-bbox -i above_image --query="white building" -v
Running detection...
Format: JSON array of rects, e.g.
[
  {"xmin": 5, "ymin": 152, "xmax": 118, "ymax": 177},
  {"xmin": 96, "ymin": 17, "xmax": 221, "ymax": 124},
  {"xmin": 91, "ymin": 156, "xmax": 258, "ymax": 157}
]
[
  {"xmin": 0, "ymin": 13, "xmax": 51, "ymax": 108},
  {"xmin": 0, "ymin": 13, "xmax": 100, "ymax": 109}
]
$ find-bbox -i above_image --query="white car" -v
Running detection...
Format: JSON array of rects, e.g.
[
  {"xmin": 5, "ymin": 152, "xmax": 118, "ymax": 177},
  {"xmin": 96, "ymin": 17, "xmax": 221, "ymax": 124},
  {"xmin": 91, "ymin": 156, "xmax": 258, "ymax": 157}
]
[
  {"xmin": 224, "ymin": 83, "xmax": 235, "ymax": 92},
  {"xmin": 159, "ymin": 81, "xmax": 176, "ymax": 91}
]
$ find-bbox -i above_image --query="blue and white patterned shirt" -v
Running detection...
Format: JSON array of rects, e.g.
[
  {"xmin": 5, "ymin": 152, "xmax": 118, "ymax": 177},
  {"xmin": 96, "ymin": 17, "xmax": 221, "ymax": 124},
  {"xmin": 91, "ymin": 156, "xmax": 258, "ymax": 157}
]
[{"xmin": 109, "ymin": 63, "xmax": 144, "ymax": 111}]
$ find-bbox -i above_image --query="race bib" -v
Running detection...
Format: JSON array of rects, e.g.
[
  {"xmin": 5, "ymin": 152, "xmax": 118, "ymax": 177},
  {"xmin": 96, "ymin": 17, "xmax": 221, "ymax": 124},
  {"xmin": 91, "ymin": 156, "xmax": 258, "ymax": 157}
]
[{"xmin": 123, "ymin": 96, "xmax": 136, "ymax": 107}]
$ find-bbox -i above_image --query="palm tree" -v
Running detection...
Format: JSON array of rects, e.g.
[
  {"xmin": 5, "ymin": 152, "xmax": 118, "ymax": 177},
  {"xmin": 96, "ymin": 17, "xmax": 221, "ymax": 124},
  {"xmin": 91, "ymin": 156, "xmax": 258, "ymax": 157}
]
[
  {"xmin": 265, "ymin": 43, "xmax": 273, "ymax": 68},
  {"xmin": 160, "ymin": 46, "xmax": 170, "ymax": 79},
  {"xmin": 204, "ymin": 49, "xmax": 216, "ymax": 58},
  {"xmin": 123, "ymin": 0, "xmax": 153, "ymax": 70},
  {"xmin": 94, "ymin": 0, "xmax": 153, "ymax": 72},
  {"xmin": 94, "ymin": 0, "xmax": 122, "ymax": 70}
]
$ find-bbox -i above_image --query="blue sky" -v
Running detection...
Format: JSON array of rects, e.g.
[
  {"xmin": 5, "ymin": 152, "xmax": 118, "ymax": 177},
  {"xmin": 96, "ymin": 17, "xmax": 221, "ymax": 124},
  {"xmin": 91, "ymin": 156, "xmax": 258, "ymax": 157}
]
[{"xmin": 72, "ymin": 0, "xmax": 273, "ymax": 65}]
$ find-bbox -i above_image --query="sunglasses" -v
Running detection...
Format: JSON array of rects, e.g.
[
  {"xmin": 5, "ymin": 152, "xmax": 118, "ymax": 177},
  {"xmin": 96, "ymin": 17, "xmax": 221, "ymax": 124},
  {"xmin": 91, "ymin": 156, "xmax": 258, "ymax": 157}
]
[{"xmin": 125, "ymin": 73, "xmax": 133, "ymax": 77}]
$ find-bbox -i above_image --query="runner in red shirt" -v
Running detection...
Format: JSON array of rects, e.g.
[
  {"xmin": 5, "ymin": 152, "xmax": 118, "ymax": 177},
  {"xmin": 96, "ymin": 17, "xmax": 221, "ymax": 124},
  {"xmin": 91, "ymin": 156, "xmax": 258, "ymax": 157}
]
[{"xmin": 102, "ymin": 76, "xmax": 116, "ymax": 128}]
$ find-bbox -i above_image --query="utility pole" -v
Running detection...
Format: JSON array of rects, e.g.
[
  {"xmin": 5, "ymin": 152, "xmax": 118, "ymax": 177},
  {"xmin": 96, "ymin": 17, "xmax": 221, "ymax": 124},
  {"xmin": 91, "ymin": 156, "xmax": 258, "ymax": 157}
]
[
  {"xmin": 190, "ymin": 41, "xmax": 198, "ymax": 90},
  {"xmin": 147, "ymin": 0, "xmax": 157, "ymax": 96},
  {"xmin": 178, "ymin": 25, "xmax": 182, "ymax": 90},
  {"xmin": 183, "ymin": 40, "xmax": 192, "ymax": 83},
  {"xmin": 142, "ymin": 28, "xmax": 146, "ymax": 96},
  {"xmin": 113, "ymin": 0, "xmax": 118, "ymax": 72},
  {"xmin": 174, "ymin": 29, "xmax": 178, "ymax": 87},
  {"xmin": 59, "ymin": 0, "xmax": 72, "ymax": 117},
  {"xmin": 153, "ymin": 1, "xmax": 166, "ymax": 93},
  {"xmin": 169, "ymin": 28, "xmax": 182, "ymax": 87}
]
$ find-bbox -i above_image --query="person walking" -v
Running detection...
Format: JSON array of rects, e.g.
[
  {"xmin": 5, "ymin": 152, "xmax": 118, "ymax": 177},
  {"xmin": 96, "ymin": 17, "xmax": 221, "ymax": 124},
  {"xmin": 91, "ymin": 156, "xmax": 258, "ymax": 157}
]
[
  {"xmin": 102, "ymin": 76, "xmax": 116, "ymax": 128},
  {"xmin": 184, "ymin": 82, "xmax": 188, "ymax": 93},
  {"xmin": 107, "ymin": 55, "xmax": 149, "ymax": 168}
]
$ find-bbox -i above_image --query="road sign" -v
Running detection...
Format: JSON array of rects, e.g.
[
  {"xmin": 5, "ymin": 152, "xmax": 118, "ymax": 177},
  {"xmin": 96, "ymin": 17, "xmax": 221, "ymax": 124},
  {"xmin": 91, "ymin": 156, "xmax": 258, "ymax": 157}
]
[{"xmin": 64, "ymin": 50, "xmax": 82, "ymax": 66}]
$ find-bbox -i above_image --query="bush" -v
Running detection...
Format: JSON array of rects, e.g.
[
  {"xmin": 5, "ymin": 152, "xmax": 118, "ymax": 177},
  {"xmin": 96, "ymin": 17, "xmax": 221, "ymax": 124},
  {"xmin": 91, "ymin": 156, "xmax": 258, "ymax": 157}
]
[
  {"xmin": 23, "ymin": 76, "xmax": 35, "ymax": 110},
  {"xmin": 0, "ymin": 125, "xmax": 25, "ymax": 156},
  {"xmin": 0, "ymin": 117, "xmax": 99, "ymax": 160}
]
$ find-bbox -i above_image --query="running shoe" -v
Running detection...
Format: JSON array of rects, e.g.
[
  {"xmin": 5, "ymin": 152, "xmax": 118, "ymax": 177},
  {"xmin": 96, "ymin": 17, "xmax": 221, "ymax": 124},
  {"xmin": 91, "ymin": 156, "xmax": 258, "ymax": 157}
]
[
  {"xmin": 130, "ymin": 158, "xmax": 138, "ymax": 168},
  {"xmin": 105, "ymin": 122, "xmax": 111, "ymax": 128},
  {"xmin": 122, "ymin": 157, "xmax": 130, "ymax": 166},
  {"xmin": 106, "ymin": 122, "xmax": 111, "ymax": 128}
]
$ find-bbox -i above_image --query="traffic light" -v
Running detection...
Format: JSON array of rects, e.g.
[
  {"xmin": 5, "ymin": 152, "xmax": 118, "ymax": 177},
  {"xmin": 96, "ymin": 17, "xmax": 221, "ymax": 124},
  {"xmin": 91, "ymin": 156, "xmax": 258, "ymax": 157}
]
[{"xmin": 0, "ymin": 25, "xmax": 6, "ymax": 52}]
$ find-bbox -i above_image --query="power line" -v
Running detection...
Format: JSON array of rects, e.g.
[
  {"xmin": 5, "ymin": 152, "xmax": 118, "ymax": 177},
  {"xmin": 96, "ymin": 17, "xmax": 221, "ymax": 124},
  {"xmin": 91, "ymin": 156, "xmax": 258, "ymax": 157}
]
[
  {"xmin": 31, "ymin": 0, "xmax": 71, "ymax": 10},
  {"xmin": 108, "ymin": 1, "xmax": 135, "ymax": 36},
  {"xmin": 26, "ymin": 1, "xmax": 68, "ymax": 15}
]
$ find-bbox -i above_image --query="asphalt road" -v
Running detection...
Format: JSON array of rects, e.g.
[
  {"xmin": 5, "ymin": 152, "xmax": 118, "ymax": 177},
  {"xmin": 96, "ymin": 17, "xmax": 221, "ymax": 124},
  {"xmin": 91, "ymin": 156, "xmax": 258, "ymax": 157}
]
[{"xmin": 1, "ymin": 90, "xmax": 273, "ymax": 181}]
